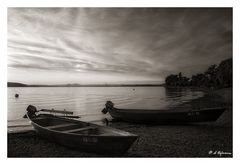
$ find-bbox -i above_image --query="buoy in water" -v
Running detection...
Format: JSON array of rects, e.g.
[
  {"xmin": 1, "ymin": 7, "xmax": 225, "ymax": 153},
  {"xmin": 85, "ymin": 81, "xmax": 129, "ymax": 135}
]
[{"xmin": 15, "ymin": 94, "xmax": 19, "ymax": 98}]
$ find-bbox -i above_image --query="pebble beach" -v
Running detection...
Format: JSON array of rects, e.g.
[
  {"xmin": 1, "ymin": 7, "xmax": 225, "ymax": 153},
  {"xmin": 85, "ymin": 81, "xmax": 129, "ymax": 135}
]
[{"xmin": 7, "ymin": 88, "xmax": 232, "ymax": 157}]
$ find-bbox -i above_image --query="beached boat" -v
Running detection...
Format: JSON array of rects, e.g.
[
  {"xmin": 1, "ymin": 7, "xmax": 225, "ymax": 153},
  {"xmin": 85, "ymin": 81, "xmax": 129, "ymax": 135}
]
[
  {"xmin": 26, "ymin": 105, "xmax": 138, "ymax": 155},
  {"xmin": 102, "ymin": 101, "xmax": 226, "ymax": 124}
]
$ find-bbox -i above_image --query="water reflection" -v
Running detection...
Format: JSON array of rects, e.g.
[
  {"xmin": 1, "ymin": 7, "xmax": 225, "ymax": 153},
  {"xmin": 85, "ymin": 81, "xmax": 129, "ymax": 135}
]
[{"xmin": 8, "ymin": 87, "xmax": 204, "ymax": 124}]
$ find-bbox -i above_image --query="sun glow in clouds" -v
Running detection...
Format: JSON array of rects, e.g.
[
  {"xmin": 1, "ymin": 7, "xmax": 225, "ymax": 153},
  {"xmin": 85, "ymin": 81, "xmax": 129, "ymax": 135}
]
[{"xmin": 8, "ymin": 8, "xmax": 232, "ymax": 85}]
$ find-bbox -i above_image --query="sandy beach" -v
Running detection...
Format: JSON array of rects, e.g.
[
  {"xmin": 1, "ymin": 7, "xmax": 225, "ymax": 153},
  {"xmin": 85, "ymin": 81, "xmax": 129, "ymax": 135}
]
[{"xmin": 8, "ymin": 88, "xmax": 232, "ymax": 157}]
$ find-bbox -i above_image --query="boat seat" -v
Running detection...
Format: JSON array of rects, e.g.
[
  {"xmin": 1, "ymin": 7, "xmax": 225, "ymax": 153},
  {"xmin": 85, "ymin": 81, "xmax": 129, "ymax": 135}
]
[
  {"xmin": 62, "ymin": 126, "xmax": 96, "ymax": 133},
  {"xmin": 99, "ymin": 133, "xmax": 115, "ymax": 136},
  {"xmin": 45, "ymin": 123, "xmax": 77, "ymax": 129}
]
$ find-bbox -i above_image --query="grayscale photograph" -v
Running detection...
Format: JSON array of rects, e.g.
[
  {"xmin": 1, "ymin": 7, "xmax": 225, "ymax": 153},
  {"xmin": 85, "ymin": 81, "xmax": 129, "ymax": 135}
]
[{"xmin": 7, "ymin": 8, "xmax": 232, "ymax": 157}]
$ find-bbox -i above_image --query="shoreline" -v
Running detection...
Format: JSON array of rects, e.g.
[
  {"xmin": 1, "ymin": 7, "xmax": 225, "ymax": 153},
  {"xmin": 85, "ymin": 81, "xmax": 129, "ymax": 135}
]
[{"xmin": 8, "ymin": 87, "xmax": 232, "ymax": 157}]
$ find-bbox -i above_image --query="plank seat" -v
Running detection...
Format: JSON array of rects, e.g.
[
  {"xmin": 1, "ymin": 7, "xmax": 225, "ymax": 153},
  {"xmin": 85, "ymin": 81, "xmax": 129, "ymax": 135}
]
[
  {"xmin": 99, "ymin": 133, "xmax": 115, "ymax": 136},
  {"xmin": 62, "ymin": 126, "xmax": 96, "ymax": 133},
  {"xmin": 45, "ymin": 123, "xmax": 77, "ymax": 129}
]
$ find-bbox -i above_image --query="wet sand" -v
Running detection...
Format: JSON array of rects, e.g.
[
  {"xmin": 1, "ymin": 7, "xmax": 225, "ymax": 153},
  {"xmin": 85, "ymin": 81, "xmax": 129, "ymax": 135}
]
[{"xmin": 8, "ymin": 88, "xmax": 232, "ymax": 157}]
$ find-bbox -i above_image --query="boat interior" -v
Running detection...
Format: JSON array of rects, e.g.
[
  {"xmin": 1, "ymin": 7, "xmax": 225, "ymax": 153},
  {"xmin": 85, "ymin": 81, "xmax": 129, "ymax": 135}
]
[{"xmin": 32, "ymin": 116, "xmax": 123, "ymax": 136}]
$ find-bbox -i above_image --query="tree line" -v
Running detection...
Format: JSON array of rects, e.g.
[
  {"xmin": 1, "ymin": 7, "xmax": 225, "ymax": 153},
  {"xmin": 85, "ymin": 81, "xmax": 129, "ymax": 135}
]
[{"xmin": 165, "ymin": 58, "xmax": 232, "ymax": 88}]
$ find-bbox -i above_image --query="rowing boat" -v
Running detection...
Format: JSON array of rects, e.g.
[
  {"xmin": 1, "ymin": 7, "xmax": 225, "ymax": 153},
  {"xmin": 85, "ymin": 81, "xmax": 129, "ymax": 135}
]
[
  {"xmin": 26, "ymin": 105, "xmax": 138, "ymax": 155},
  {"xmin": 102, "ymin": 101, "xmax": 226, "ymax": 124}
]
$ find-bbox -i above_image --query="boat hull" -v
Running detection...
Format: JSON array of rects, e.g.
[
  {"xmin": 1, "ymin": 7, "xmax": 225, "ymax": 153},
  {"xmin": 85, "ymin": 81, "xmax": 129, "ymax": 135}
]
[
  {"xmin": 108, "ymin": 107, "xmax": 226, "ymax": 124},
  {"xmin": 28, "ymin": 115, "xmax": 138, "ymax": 156}
]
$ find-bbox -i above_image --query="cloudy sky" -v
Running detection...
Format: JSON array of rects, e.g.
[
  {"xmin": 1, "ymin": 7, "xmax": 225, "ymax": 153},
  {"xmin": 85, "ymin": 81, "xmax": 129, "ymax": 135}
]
[{"xmin": 8, "ymin": 8, "xmax": 232, "ymax": 85}]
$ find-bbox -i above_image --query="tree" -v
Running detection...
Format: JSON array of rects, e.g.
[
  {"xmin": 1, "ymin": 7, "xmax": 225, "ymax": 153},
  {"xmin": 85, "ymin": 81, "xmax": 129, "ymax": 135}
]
[
  {"xmin": 216, "ymin": 58, "xmax": 232, "ymax": 87},
  {"xmin": 165, "ymin": 74, "xmax": 179, "ymax": 86},
  {"xmin": 204, "ymin": 64, "xmax": 217, "ymax": 87},
  {"xmin": 164, "ymin": 57, "xmax": 232, "ymax": 88}
]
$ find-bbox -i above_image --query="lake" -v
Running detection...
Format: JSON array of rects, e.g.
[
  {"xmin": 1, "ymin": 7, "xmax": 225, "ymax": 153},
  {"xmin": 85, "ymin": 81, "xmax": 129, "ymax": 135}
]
[{"xmin": 8, "ymin": 87, "xmax": 204, "ymax": 125}]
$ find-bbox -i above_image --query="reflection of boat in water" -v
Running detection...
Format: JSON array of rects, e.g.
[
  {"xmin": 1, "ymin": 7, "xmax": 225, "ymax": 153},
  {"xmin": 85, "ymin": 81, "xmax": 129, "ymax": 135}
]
[
  {"xmin": 26, "ymin": 105, "xmax": 138, "ymax": 155},
  {"xmin": 102, "ymin": 101, "xmax": 226, "ymax": 124}
]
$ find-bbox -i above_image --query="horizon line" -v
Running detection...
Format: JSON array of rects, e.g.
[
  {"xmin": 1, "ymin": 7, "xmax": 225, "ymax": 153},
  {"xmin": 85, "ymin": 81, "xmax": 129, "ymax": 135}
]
[{"xmin": 7, "ymin": 81, "xmax": 165, "ymax": 87}]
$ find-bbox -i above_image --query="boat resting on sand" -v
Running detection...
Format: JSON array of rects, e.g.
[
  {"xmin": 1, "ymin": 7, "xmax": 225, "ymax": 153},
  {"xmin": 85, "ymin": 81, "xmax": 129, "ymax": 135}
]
[
  {"xmin": 26, "ymin": 105, "xmax": 138, "ymax": 156},
  {"xmin": 102, "ymin": 101, "xmax": 226, "ymax": 124}
]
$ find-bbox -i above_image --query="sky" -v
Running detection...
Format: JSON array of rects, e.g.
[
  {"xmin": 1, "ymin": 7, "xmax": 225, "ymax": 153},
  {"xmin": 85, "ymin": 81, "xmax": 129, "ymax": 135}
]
[{"xmin": 8, "ymin": 8, "xmax": 232, "ymax": 85}]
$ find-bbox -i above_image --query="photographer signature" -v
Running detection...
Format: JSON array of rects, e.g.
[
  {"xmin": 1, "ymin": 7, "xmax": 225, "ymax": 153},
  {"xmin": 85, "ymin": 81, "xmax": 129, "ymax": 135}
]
[{"xmin": 209, "ymin": 150, "xmax": 232, "ymax": 157}]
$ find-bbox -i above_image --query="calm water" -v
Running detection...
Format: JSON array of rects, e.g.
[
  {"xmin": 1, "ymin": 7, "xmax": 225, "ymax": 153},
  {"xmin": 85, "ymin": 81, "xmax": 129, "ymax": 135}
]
[{"xmin": 8, "ymin": 87, "xmax": 204, "ymax": 125}]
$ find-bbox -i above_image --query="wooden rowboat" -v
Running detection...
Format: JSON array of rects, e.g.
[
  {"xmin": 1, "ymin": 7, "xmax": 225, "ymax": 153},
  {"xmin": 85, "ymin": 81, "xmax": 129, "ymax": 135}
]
[
  {"xmin": 26, "ymin": 105, "xmax": 138, "ymax": 156},
  {"xmin": 102, "ymin": 101, "xmax": 226, "ymax": 124}
]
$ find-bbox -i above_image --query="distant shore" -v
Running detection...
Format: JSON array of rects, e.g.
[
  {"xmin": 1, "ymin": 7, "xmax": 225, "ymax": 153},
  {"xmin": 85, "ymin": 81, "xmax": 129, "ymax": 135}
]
[
  {"xmin": 7, "ymin": 82, "xmax": 164, "ymax": 87},
  {"xmin": 8, "ymin": 87, "xmax": 232, "ymax": 157}
]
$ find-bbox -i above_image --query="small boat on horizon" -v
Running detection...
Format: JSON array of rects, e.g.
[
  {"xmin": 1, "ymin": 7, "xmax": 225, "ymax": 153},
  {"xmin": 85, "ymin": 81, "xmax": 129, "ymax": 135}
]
[
  {"xmin": 102, "ymin": 101, "xmax": 226, "ymax": 124},
  {"xmin": 25, "ymin": 105, "xmax": 138, "ymax": 156}
]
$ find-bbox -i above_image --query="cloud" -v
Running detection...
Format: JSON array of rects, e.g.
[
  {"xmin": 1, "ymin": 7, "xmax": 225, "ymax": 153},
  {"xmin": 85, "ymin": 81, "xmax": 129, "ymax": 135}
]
[{"xmin": 8, "ymin": 8, "xmax": 232, "ymax": 84}]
